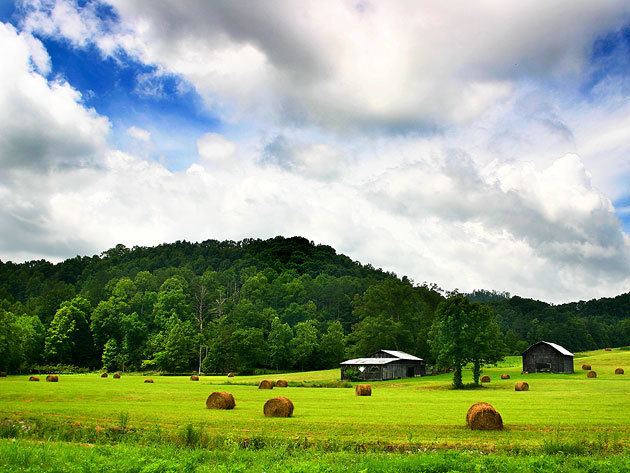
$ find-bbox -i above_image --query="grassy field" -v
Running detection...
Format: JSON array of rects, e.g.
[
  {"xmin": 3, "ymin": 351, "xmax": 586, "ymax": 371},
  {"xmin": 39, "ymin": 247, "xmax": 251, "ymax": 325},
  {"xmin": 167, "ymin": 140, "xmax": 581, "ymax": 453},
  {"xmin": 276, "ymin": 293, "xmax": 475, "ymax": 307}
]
[{"xmin": 0, "ymin": 349, "xmax": 628, "ymax": 471}]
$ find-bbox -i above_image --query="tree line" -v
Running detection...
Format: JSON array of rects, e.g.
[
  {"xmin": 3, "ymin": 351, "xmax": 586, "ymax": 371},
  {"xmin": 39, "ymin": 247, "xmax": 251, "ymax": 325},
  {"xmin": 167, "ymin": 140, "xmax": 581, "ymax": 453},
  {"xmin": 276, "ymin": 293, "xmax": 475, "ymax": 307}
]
[{"xmin": 0, "ymin": 237, "xmax": 627, "ymax": 376}]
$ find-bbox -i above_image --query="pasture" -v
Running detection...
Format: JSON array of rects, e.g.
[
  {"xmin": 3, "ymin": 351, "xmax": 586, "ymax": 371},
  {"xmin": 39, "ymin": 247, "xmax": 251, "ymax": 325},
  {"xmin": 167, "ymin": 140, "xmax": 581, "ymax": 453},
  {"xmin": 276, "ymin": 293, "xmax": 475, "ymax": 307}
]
[{"xmin": 0, "ymin": 349, "xmax": 628, "ymax": 470}]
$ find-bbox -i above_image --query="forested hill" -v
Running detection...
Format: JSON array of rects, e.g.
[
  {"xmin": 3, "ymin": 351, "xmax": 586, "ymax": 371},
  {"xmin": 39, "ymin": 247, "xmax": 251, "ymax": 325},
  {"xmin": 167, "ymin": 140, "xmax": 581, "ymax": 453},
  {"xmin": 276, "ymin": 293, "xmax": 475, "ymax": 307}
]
[{"xmin": 0, "ymin": 236, "xmax": 628, "ymax": 374}]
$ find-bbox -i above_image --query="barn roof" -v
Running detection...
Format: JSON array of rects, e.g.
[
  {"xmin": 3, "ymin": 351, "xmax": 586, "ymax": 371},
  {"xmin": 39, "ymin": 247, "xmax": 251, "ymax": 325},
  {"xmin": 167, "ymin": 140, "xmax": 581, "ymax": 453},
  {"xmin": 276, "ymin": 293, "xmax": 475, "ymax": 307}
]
[
  {"xmin": 378, "ymin": 349, "xmax": 423, "ymax": 361},
  {"xmin": 341, "ymin": 357, "xmax": 399, "ymax": 365},
  {"xmin": 525, "ymin": 341, "xmax": 574, "ymax": 357}
]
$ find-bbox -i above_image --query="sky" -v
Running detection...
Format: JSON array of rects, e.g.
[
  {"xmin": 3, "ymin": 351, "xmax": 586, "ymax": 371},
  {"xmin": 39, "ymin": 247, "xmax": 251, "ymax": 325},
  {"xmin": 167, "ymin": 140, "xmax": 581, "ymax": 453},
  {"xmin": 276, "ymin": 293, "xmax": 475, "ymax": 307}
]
[{"xmin": 0, "ymin": 0, "xmax": 629, "ymax": 303}]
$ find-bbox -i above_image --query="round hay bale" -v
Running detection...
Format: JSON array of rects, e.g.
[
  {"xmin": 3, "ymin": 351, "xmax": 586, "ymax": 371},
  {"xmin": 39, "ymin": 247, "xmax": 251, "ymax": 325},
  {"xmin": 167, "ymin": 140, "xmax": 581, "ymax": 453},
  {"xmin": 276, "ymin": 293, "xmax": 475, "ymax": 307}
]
[
  {"xmin": 481, "ymin": 375, "xmax": 491, "ymax": 383},
  {"xmin": 263, "ymin": 397, "xmax": 294, "ymax": 417},
  {"xmin": 227, "ymin": 372, "xmax": 235, "ymax": 378},
  {"xmin": 275, "ymin": 379, "xmax": 288, "ymax": 387},
  {"xmin": 614, "ymin": 368, "xmax": 624, "ymax": 375},
  {"xmin": 190, "ymin": 375, "xmax": 200, "ymax": 381},
  {"xmin": 28, "ymin": 376, "xmax": 40, "ymax": 382},
  {"xmin": 500, "ymin": 374, "xmax": 510, "ymax": 380},
  {"xmin": 514, "ymin": 381, "xmax": 529, "ymax": 391},
  {"xmin": 45, "ymin": 375, "xmax": 58, "ymax": 382},
  {"xmin": 113, "ymin": 372, "xmax": 121, "ymax": 379},
  {"xmin": 144, "ymin": 378, "xmax": 154, "ymax": 383},
  {"xmin": 466, "ymin": 402, "xmax": 503, "ymax": 430},
  {"xmin": 355, "ymin": 384, "xmax": 372, "ymax": 396},
  {"xmin": 258, "ymin": 379, "xmax": 274, "ymax": 389},
  {"xmin": 100, "ymin": 372, "xmax": 108, "ymax": 378},
  {"xmin": 587, "ymin": 370, "xmax": 597, "ymax": 378},
  {"xmin": 581, "ymin": 364, "xmax": 591, "ymax": 371},
  {"xmin": 206, "ymin": 391, "xmax": 236, "ymax": 410}
]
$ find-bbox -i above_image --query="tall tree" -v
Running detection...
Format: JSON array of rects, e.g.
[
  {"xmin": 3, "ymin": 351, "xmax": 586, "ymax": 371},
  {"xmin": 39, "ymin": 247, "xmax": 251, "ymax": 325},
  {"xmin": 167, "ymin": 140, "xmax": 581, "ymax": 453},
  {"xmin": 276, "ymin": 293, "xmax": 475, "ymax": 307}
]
[
  {"xmin": 291, "ymin": 320, "xmax": 319, "ymax": 370},
  {"xmin": 45, "ymin": 296, "xmax": 95, "ymax": 367},
  {"xmin": 429, "ymin": 295, "xmax": 472, "ymax": 389},
  {"xmin": 268, "ymin": 316, "xmax": 293, "ymax": 370}
]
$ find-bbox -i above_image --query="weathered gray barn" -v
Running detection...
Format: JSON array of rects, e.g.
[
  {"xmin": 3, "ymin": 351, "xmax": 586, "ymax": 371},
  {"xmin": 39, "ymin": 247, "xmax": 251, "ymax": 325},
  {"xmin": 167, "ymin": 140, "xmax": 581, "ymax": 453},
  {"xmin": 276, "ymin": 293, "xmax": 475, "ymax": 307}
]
[
  {"xmin": 340, "ymin": 350, "xmax": 425, "ymax": 381},
  {"xmin": 522, "ymin": 341, "xmax": 574, "ymax": 373}
]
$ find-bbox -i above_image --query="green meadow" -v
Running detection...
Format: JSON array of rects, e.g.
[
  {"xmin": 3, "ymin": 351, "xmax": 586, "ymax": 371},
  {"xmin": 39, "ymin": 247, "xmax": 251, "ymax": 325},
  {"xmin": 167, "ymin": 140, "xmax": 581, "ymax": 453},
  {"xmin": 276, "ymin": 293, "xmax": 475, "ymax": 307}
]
[{"xmin": 0, "ymin": 349, "xmax": 628, "ymax": 471}]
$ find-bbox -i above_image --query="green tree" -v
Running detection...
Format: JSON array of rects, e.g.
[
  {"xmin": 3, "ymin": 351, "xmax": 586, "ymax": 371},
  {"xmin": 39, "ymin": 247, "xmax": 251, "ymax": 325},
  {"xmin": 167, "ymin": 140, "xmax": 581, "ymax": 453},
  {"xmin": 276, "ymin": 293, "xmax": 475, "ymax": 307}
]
[
  {"xmin": 154, "ymin": 319, "xmax": 196, "ymax": 372},
  {"xmin": 153, "ymin": 277, "xmax": 191, "ymax": 328},
  {"xmin": 351, "ymin": 278, "xmax": 433, "ymax": 358},
  {"xmin": 468, "ymin": 304, "xmax": 505, "ymax": 385},
  {"xmin": 102, "ymin": 338, "xmax": 120, "ymax": 371},
  {"xmin": 0, "ymin": 309, "xmax": 22, "ymax": 372},
  {"xmin": 291, "ymin": 320, "xmax": 319, "ymax": 370},
  {"xmin": 429, "ymin": 295, "xmax": 472, "ymax": 389},
  {"xmin": 319, "ymin": 320, "xmax": 346, "ymax": 367},
  {"xmin": 45, "ymin": 296, "xmax": 95, "ymax": 367},
  {"xmin": 232, "ymin": 327, "xmax": 266, "ymax": 373},
  {"xmin": 268, "ymin": 316, "xmax": 293, "ymax": 370}
]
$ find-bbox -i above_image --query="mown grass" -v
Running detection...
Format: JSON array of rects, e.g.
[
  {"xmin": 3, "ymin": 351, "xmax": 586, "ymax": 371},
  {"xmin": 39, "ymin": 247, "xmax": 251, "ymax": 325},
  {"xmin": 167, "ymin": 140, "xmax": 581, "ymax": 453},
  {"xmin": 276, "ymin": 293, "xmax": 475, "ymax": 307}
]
[
  {"xmin": 0, "ymin": 349, "xmax": 627, "ymax": 452},
  {"xmin": 1, "ymin": 439, "xmax": 629, "ymax": 473}
]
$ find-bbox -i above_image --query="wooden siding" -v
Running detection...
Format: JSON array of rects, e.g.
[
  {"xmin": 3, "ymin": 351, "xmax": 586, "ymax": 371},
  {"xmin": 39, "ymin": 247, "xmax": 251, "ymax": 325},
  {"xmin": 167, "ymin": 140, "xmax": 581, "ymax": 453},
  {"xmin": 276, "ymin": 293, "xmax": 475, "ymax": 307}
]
[{"xmin": 522, "ymin": 343, "xmax": 574, "ymax": 373}]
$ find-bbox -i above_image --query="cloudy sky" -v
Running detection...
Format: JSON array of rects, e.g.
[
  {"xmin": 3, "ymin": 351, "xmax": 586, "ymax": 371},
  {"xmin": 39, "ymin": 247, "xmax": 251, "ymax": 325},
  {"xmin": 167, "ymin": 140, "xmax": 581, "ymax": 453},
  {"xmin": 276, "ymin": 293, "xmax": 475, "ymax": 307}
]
[{"xmin": 1, "ymin": 1, "xmax": 629, "ymax": 302}]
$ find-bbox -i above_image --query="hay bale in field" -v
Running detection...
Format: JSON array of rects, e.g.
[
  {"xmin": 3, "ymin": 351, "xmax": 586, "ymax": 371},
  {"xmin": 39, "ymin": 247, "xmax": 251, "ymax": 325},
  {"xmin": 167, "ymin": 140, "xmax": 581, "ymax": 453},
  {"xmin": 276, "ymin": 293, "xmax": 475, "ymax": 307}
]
[
  {"xmin": 514, "ymin": 381, "xmax": 529, "ymax": 391},
  {"xmin": 263, "ymin": 397, "xmax": 294, "ymax": 417},
  {"xmin": 466, "ymin": 402, "xmax": 503, "ymax": 430},
  {"xmin": 587, "ymin": 370, "xmax": 597, "ymax": 378},
  {"xmin": 206, "ymin": 391, "xmax": 236, "ymax": 410},
  {"xmin": 190, "ymin": 375, "xmax": 200, "ymax": 381},
  {"xmin": 144, "ymin": 378, "xmax": 154, "ymax": 383},
  {"xmin": 46, "ymin": 375, "xmax": 58, "ymax": 382},
  {"xmin": 28, "ymin": 376, "xmax": 39, "ymax": 382},
  {"xmin": 227, "ymin": 372, "xmax": 235, "ymax": 378},
  {"xmin": 581, "ymin": 364, "xmax": 591, "ymax": 370},
  {"xmin": 113, "ymin": 372, "xmax": 121, "ymax": 379},
  {"xmin": 258, "ymin": 379, "xmax": 274, "ymax": 389},
  {"xmin": 500, "ymin": 374, "xmax": 510, "ymax": 380},
  {"xmin": 481, "ymin": 375, "xmax": 491, "ymax": 383},
  {"xmin": 614, "ymin": 368, "xmax": 624, "ymax": 375},
  {"xmin": 605, "ymin": 348, "xmax": 612, "ymax": 351},
  {"xmin": 100, "ymin": 372, "xmax": 108, "ymax": 378},
  {"xmin": 355, "ymin": 384, "xmax": 372, "ymax": 396},
  {"xmin": 275, "ymin": 379, "xmax": 288, "ymax": 387}
]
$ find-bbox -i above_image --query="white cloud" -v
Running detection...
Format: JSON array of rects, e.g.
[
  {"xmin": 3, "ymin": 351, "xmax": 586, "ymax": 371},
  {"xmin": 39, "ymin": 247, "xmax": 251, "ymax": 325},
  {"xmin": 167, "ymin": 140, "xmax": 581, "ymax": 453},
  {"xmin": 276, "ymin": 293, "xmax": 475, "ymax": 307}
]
[
  {"xmin": 19, "ymin": 1, "xmax": 630, "ymax": 130},
  {"xmin": 127, "ymin": 126, "xmax": 151, "ymax": 142},
  {"xmin": 0, "ymin": 22, "xmax": 109, "ymax": 171},
  {"xmin": 3, "ymin": 2, "xmax": 629, "ymax": 304}
]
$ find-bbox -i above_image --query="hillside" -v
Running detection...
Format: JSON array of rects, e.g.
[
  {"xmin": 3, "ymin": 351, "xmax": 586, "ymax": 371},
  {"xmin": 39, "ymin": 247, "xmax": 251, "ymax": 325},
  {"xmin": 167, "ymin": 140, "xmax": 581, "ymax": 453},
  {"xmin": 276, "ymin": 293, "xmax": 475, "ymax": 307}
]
[{"xmin": 0, "ymin": 236, "xmax": 628, "ymax": 373}]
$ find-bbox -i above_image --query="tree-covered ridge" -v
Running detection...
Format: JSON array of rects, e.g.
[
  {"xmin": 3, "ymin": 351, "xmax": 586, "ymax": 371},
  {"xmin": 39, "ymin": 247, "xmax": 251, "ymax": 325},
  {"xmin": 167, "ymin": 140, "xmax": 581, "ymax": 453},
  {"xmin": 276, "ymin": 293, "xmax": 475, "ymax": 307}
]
[{"xmin": 0, "ymin": 236, "xmax": 628, "ymax": 374}]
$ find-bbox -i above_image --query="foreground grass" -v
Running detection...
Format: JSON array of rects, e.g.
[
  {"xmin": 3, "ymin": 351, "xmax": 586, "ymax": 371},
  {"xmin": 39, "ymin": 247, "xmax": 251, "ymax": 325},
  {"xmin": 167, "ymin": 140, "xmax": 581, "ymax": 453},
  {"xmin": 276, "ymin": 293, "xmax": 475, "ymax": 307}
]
[
  {"xmin": 1, "ymin": 439, "xmax": 629, "ymax": 473},
  {"xmin": 0, "ymin": 350, "xmax": 628, "ymax": 451}
]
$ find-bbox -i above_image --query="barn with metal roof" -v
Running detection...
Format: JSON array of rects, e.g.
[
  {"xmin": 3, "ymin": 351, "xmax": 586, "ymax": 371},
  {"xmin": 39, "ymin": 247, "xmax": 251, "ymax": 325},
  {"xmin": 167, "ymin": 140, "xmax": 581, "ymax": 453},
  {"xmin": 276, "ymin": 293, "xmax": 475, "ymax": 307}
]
[
  {"xmin": 522, "ymin": 341, "xmax": 574, "ymax": 374},
  {"xmin": 340, "ymin": 349, "xmax": 425, "ymax": 381}
]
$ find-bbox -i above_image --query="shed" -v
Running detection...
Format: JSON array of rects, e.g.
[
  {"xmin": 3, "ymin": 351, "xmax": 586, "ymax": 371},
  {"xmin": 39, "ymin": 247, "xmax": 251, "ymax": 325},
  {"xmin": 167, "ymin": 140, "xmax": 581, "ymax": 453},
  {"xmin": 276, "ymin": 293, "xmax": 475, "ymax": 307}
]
[
  {"xmin": 340, "ymin": 349, "xmax": 426, "ymax": 381},
  {"xmin": 522, "ymin": 341, "xmax": 574, "ymax": 374}
]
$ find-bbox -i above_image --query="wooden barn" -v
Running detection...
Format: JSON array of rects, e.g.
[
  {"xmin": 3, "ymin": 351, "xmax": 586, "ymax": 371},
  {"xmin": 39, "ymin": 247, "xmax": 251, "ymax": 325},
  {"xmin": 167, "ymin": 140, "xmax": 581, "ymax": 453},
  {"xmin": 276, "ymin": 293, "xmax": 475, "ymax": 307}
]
[
  {"xmin": 522, "ymin": 341, "xmax": 574, "ymax": 374},
  {"xmin": 340, "ymin": 350, "xmax": 425, "ymax": 381}
]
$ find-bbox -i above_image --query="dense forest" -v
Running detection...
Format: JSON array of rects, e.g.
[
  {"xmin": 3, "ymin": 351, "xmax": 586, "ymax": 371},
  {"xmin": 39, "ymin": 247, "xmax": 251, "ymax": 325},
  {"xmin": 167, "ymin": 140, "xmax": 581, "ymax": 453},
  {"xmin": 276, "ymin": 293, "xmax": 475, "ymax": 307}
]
[{"xmin": 0, "ymin": 236, "xmax": 628, "ymax": 374}]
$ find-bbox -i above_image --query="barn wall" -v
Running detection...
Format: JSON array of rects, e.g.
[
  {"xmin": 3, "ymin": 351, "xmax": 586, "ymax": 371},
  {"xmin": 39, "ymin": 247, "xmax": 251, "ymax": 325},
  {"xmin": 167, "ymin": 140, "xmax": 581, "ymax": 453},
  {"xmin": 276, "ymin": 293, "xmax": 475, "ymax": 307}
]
[{"xmin": 523, "ymin": 344, "xmax": 573, "ymax": 373}]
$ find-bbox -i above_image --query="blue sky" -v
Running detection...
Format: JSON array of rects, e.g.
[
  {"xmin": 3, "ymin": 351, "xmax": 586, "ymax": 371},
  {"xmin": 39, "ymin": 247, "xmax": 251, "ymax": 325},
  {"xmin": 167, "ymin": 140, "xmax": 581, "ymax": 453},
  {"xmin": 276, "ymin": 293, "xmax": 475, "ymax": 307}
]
[{"xmin": 0, "ymin": 0, "xmax": 628, "ymax": 302}]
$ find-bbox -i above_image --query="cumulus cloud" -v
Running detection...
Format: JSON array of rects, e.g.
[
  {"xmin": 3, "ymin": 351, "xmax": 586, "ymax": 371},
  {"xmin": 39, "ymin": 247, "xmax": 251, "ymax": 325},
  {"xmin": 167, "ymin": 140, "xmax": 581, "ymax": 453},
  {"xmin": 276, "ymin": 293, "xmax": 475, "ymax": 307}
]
[
  {"xmin": 19, "ymin": 0, "xmax": 630, "ymax": 130},
  {"xmin": 2, "ymin": 2, "xmax": 629, "ymax": 304},
  {"xmin": 126, "ymin": 126, "xmax": 151, "ymax": 142},
  {"xmin": 0, "ymin": 22, "xmax": 109, "ymax": 171}
]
